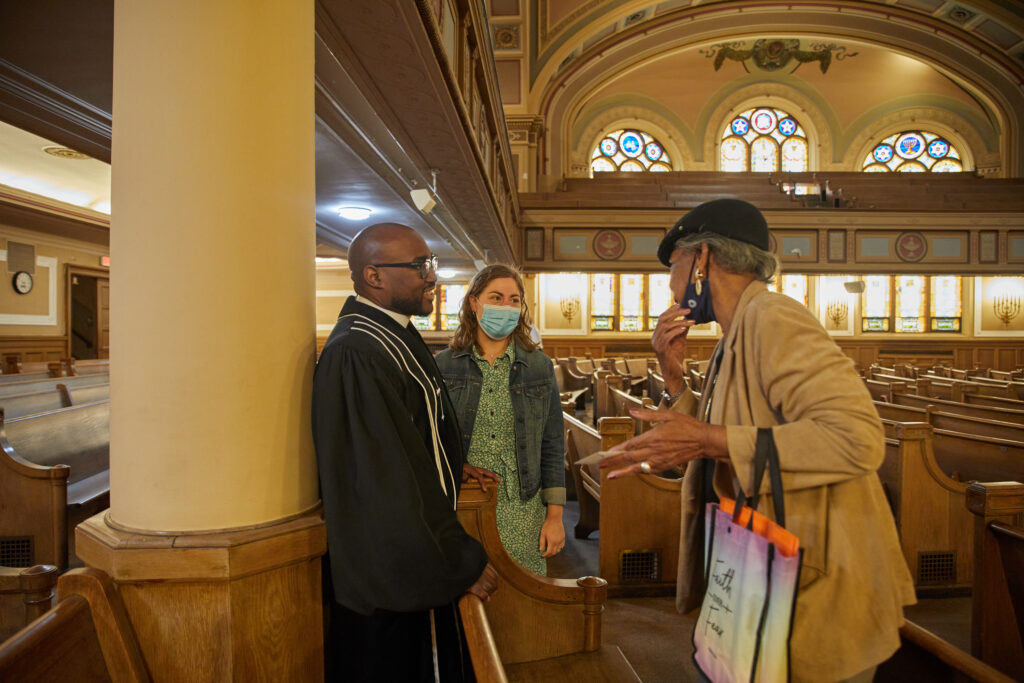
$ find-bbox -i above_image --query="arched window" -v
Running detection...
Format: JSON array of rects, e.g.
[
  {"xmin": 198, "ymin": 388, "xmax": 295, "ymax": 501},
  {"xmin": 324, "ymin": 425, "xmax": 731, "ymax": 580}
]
[
  {"xmin": 862, "ymin": 131, "xmax": 963, "ymax": 172},
  {"xmin": 591, "ymin": 129, "xmax": 673, "ymax": 174},
  {"xmin": 720, "ymin": 108, "xmax": 808, "ymax": 172}
]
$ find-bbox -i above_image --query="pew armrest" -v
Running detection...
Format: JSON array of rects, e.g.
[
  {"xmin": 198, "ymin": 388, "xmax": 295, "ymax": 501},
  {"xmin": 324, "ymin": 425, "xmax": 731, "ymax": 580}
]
[
  {"xmin": 459, "ymin": 594, "xmax": 508, "ymax": 683},
  {"xmin": 68, "ymin": 470, "xmax": 111, "ymax": 508}
]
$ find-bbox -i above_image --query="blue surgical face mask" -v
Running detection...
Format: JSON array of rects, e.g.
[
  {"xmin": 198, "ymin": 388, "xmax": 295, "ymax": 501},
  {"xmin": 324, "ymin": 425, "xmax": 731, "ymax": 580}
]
[
  {"xmin": 680, "ymin": 257, "xmax": 716, "ymax": 325},
  {"xmin": 479, "ymin": 304, "xmax": 521, "ymax": 339}
]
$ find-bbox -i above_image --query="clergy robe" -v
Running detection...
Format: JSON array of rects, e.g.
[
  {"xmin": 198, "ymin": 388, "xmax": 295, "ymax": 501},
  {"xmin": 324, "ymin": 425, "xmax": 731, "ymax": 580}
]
[{"xmin": 313, "ymin": 296, "xmax": 487, "ymax": 682}]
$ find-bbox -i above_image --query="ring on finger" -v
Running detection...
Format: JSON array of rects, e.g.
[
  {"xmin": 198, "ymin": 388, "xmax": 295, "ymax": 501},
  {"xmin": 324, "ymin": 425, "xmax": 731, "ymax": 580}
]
[{"xmin": 640, "ymin": 460, "xmax": 652, "ymax": 474}]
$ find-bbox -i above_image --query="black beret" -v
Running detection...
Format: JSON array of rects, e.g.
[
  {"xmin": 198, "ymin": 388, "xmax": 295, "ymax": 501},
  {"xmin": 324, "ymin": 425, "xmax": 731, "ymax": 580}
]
[{"xmin": 657, "ymin": 198, "xmax": 770, "ymax": 266}]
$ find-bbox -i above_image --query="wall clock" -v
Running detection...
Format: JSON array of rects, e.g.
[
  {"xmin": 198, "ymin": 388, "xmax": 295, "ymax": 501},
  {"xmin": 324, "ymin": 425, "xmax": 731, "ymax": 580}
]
[{"xmin": 12, "ymin": 271, "xmax": 33, "ymax": 295}]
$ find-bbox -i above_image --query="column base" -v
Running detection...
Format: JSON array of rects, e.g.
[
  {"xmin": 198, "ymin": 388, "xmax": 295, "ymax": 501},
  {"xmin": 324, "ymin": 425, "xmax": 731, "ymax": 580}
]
[{"xmin": 75, "ymin": 508, "xmax": 326, "ymax": 681}]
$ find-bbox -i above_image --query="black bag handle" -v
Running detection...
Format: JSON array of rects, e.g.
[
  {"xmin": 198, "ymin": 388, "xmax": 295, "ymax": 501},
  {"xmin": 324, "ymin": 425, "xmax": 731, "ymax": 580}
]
[{"xmin": 732, "ymin": 427, "xmax": 786, "ymax": 528}]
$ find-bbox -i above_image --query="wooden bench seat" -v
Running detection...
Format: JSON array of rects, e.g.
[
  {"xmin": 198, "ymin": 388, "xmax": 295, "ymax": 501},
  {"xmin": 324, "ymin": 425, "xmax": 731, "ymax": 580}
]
[
  {"xmin": 892, "ymin": 392, "xmax": 1024, "ymax": 425},
  {"xmin": 0, "ymin": 383, "xmax": 110, "ymax": 419},
  {"xmin": 0, "ymin": 567, "xmax": 150, "ymax": 682},
  {"xmin": 967, "ymin": 482, "xmax": 1024, "ymax": 680},
  {"xmin": 875, "ymin": 401, "xmax": 1024, "ymax": 443},
  {"xmin": 456, "ymin": 482, "xmax": 641, "ymax": 682},
  {"xmin": 0, "ymin": 373, "xmax": 108, "ymax": 400},
  {"xmin": 0, "ymin": 401, "xmax": 111, "ymax": 568}
]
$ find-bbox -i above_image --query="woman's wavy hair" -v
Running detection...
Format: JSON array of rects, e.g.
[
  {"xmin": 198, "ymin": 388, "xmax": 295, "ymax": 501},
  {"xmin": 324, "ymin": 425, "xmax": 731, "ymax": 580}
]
[{"xmin": 449, "ymin": 264, "xmax": 538, "ymax": 353}]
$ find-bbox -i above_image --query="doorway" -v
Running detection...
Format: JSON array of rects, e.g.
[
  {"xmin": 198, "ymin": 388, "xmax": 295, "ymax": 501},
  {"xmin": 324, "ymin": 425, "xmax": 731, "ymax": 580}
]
[{"xmin": 69, "ymin": 272, "xmax": 110, "ymax": 360}]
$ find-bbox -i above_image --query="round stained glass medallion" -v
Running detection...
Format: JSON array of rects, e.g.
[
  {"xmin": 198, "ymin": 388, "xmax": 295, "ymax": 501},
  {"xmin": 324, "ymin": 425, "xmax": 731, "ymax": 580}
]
[
  {"xmin": 731, "ymin": 118, "xmax": 750, "ymax": 136},
  {"xmin": 645, "ymin": 142, "xmax": 663, "ymax": 161},
  {"xmin": 620, "ymin": 132, "xmax": 643, "ymax": 157},
  {"xmin": 600, "ymin": 138, "xmax": 617, "ymax": 156},
  {"xmin": 927, "ymin": 140, "xmax": 949, "ymax": 158},
  {"xmin": 873, "ymin": 145, "xmax": 894, "ymax": 163},
  {"xmin": 778, "ymin": 118, "xmax": 797, "ymax": 136},
  {"xmin": 750, "ymin": 109, "xmax": 777, "ymax": 134},
  {"xmin": 895, "ymin": 133, "xmax": 925, "ymax": 159}
]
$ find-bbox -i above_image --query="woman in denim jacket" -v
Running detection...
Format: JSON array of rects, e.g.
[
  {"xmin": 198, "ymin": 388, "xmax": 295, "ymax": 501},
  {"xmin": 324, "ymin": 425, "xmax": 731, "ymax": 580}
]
[{"xmin": 435, "ymin": 264, "xmax": 566, "ymax": 575}]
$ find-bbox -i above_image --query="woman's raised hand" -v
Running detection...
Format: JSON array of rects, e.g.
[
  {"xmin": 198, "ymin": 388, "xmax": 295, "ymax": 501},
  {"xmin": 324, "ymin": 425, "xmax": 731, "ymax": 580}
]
[
  {"xmin": 598, "ymin": 409, "xmax": 728, "ymax": 479},
  {"xmin": 651, "ymin": 304, "xmax": 693, "ymax": 396}
]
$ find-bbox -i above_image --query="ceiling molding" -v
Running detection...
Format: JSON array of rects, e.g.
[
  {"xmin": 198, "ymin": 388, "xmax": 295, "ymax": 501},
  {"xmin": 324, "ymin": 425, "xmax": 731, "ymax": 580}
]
[
  {"xmin": 0, "ymin": 58, "xmax": 111, "ymax": 162},
  {"xmin": 0, "ymin": 190, "xmax": 110, "ymax": 246}
]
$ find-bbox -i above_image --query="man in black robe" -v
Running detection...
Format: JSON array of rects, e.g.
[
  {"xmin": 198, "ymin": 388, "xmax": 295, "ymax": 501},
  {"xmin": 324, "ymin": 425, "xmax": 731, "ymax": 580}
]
[{"xmin": 313, "ymin": 223, "xmax": 496, "ymax": 682}]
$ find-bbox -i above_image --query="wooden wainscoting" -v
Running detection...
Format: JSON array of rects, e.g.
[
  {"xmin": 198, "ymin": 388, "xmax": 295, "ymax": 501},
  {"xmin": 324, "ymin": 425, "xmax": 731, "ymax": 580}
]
[
  {"xmin": 539, "ymin": 336, "xmax": 1024, "ymax": 371},
  {"xmin": 0, "ymin": 336, "xmax": 67, "ymax": 363}
]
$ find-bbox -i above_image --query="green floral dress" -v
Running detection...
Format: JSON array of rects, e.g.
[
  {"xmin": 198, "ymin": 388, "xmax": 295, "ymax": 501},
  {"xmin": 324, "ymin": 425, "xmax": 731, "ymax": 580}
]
[{"xmin": 468, "ymin": 344, "xmax": 549, "ymax": 575}]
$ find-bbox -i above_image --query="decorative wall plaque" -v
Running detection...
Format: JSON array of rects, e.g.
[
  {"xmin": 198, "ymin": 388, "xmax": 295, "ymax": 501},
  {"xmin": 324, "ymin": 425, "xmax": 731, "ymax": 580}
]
[
  {"xmin": 593, "ymin": 230, "xmax": 626, "ymax": 260},
  {"xmin": 895, "ymin": 231, "xmax": 927, "ymax": 263}
]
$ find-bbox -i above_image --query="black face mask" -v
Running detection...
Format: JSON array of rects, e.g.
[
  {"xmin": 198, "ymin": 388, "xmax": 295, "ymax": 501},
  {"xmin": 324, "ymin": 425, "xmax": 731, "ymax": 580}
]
[{"xmin": 681, "ymin": 256, "xmax": 716, "ymax": 325}]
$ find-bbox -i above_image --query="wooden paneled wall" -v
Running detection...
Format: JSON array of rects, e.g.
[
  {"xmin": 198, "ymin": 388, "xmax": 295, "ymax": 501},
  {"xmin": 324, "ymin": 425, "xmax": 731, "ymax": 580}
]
[
  {"xmin": 539, "ymin": 336, "xmax": 1024, "ymax": 371},
  {"xmin": 0, "ymin": 336, "xmax": 67, "ymax": 363}
]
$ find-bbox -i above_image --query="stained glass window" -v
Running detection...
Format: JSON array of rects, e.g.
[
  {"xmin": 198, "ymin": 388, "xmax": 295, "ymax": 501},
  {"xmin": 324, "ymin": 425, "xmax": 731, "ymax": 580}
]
[
  {"xmin": 862, "ymin": 131, "xmax": 964, "ymax": 172},
  {"xmin": 619, "ymin": 274, "xmax": 645, "ymax": 332},
  {"xmin": 440, "ymin": 284, "xmax": 467, "ymax": 331},
  {"xmin": 590, "ymin": 274, "xmax": 615, "ymax": 330},
  {"xmin": 861, "ymin": 275, "xmax": 891, "ymax": 331},
  {"xmin": 411, "ymin": 316, "xmax": 433, "ymax": 330},
  {"xmin": 930, "ymin": 276, "xmax": 962, "ymax": 331},
  {"xmin": 648, "ymin": 273, "xmax": 673, "ymax": 328},
  {"xmin": 720, "ymin": 108, "xmax": 808, "ymax": 172},
  {"xmin": 591, "ymin": 129, "xmax": 673, "ymax": 174},
  {"xmin": 895, "ymin": 275, "xmax": 926, "ymax": 333},
  {"xmin": 780, "ymin": 274, "xmax": 808, "ymax": 307}
]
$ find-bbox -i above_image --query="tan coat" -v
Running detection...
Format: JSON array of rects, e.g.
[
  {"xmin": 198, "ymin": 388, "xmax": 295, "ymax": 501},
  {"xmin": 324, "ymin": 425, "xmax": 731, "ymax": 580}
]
[{"xmin": 672, "ymin": 281, "xmax": 915, "ymax": 682}]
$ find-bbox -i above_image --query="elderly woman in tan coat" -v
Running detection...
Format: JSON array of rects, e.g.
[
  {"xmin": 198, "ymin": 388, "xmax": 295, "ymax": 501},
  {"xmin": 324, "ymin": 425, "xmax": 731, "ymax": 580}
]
[{"xmin": 600, "ymin": 199, "xmax": 915, "ymax": 683}]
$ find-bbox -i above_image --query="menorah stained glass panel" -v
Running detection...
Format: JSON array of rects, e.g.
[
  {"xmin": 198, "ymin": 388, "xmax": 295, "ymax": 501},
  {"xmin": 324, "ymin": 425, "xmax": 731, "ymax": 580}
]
[
  {"xmin": 862, "ymin": 131, "xmax": 964, "ymax": 172},
  {"xmin": 720, "ymin": 107, "xmax": 808, "ymax": 172},
  {"xmin": 591, "ymin": 129, "xmax": 674, "ymax": 174}
]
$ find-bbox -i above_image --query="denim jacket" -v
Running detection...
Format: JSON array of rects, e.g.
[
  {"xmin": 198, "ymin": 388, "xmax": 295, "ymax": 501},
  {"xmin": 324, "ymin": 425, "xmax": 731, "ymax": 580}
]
[{"xmin": 435, "ymin": 342, "xmax": 566, "ymax": 505}]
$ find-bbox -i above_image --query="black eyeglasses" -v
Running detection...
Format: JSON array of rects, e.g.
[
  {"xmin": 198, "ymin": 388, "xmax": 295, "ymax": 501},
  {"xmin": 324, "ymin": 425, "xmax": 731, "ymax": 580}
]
[{"xmin": 372, "ymin": 254, "xmax": 439, "ymax": 280}]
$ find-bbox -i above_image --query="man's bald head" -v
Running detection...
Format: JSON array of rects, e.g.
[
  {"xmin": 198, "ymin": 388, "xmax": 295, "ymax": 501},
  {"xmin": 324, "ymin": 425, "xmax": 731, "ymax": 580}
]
[
  {"xmin": 348, "ymin": 223, "xmax": 425, "ymax": 291},
  {"xmin": 347, "ymin": 223, "xmax": 438, "ymax": 316}
]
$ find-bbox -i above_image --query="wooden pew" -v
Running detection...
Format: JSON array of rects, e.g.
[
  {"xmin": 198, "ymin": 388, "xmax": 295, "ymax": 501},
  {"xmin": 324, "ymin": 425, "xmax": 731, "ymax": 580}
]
[
  {"xmin": 552, "ymin": 365, "xmax": 588, "ymax": 410},
  {"xmin": 456, "ymin": 483, "xmax": 640, "ymax": 682},
  {"xmin": 646, "ymin": 369, "xmax": 663, "ymax": 403},
  {"xmin": 879, "ymin": 421, "xmax": 974, "ymax": 591},
  {"xmin": 893, "ymin": 393, "xmax": 1024, "ymax": 425},
  {"xmin": 609, "ymin": 387, "xmax": 655, "ymax": 434},
  {"xmin": 965, "ymin": 393, "xmax": 1024, "ymax": 410},
  {"xmin": 0, "ymin": 565, "xmax": 56, "ymax": 642},
  {"xmin": 875, "ymin": 401, "xmax": 1024, "ymax": 443},
  {"xmin": 0, "ymin": 383, "xmax": 110, "ymax": 419},
  {"xmin": 967, "ymin": 482, "xmax": 1024, "ymax": 680},
  {"xmin": 0, "ymin": 567, "xmax": 150, "ymax": 682},
  {"xmin": 877, "ymin": 621, "xmax": 1016, "ymax": 683},
  {"xmin": 0, "ymin": 373, "xmax": 108, "ymax": 399},
  {"xmin": 0, "ymin": 402, "xmax": 110, "ymax": 568},
  {"xmin": 592, "ymin": 370, "xmax": 625, "ymax": 424},
  {"xmin": 563, "ymin": 414, "xmax": 681, "ymax": 596}
]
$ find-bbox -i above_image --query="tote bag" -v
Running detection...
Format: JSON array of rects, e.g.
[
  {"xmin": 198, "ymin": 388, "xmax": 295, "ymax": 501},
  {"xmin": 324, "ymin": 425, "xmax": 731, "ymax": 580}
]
[{"xmin": 692, "ymin": 428, "xmax": 802, "ymax": 683}]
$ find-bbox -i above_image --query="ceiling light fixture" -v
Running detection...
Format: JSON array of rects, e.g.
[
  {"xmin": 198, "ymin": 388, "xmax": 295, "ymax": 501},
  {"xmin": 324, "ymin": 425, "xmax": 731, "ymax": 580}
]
[
  {"xmin": 437, "ymin": 268, "xmax": 457, "ymax": 279},
  {"xmin": 337, "ymin": 206, "xmax": 372, "ymax": 220}
]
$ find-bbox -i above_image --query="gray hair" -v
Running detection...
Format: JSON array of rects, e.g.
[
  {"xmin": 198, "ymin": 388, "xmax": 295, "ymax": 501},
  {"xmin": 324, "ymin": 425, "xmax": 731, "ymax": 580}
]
[{"xmin": 674, "ymin": 233, "xmax": 779, "ymax": 282}]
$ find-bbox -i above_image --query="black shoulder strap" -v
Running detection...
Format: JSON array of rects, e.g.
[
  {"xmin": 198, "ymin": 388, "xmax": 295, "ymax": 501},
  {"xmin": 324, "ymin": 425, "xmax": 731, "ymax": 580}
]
[{"xmin": 734, "ymin": 427, "xmax": 786, "ymax": 528}]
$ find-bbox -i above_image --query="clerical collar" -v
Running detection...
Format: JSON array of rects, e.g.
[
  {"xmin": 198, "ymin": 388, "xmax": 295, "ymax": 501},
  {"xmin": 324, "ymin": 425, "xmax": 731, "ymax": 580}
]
[{"xmin": 355, "ymin": 295, "xmax": 411, "ymax": 328}]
